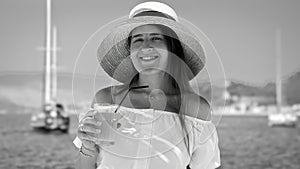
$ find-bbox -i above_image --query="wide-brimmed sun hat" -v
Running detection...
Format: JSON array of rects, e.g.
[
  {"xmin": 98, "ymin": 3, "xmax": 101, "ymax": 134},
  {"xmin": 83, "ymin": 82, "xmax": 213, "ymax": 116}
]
[{"xmin": 97, "ymin": 1, "xmax": 206, "ymax": 83}]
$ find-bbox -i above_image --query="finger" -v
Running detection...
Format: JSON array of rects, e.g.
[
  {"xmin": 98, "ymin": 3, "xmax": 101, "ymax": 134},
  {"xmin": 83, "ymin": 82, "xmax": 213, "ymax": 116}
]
[
  {"xmin": 81, "ymin": 140, "xmax": 100, "ymax": 152},
  {"xmin": 78, "ymin": 128, "xmax": 115, "ymax": 146},
  {"xmin": 78, "ymin": 123, "xmax": 100, "ymax": 135},
  {"xmin": 78, "ymin": 124, "xmax": 102, "ymax": 135},
  {"xmin": 85, "ymin": 109, "xmax": 97, "ymax": 117},
  {"xmin": 82, "ymin": 140, "xmax": 95, "ymax": 147},
  {"xmin": 79, "ymin": 110, "xmax": 97, "ymax": 123},
  {"xmin": 78, "ymin": 130, "xmax": 99, "ymax": 144},
  {"xmin": 80, "ymin": 118, "xmax": 102, "ymax": 129},
  {"xmin": 81, "ymin": 140, "xmax": 96, "ymax": 149}
]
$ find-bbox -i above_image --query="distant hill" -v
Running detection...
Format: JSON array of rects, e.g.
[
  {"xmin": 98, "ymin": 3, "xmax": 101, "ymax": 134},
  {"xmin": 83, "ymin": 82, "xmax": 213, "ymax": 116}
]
[
  {"xmin": 227, "ymin": 81, "xmax": 275, "ymax": 97},
  {"xmin": 193, "ymin": 71, "xmax": 300, "ymax": 106},
  {"xmin": 225, "ymin": 71, "xmax": 300, "ymax": 105},
  {"xmin": 0, "ymin": 71, "xmax": 300, "ymax": 113},
  {"xmin": 285, "ymin": 71, "xmax": 300, "ymax": 105},
  {"xmin": 0, "ymin": 72, "xmax": 114, "ymax": 113}
]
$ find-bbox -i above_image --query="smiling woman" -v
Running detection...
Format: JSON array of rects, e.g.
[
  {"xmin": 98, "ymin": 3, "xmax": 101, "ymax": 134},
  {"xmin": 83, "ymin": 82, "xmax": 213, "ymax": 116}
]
[
  {"xmin": 129, "ymin": 24, "xmax": 169, "ymax": 75},
  {"xmin": 74, "ymin": 1, "xmax": 220, "ymax": 169}
]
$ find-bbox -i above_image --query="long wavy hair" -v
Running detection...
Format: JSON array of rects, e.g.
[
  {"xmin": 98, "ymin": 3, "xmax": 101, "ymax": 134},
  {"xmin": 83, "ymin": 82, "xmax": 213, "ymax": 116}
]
[{"xmin": 124, "ymin": 11, "xmax": 195, "ymax": 157}]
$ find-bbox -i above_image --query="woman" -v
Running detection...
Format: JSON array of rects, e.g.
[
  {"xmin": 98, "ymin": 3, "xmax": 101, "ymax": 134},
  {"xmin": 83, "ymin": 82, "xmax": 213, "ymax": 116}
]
[{"xmin": 74, "ymin": 2, "xmax": 220, "ymax": 169}]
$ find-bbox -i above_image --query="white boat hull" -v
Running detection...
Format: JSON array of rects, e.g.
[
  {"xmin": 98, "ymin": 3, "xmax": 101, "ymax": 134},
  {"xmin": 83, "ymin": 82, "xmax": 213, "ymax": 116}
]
[{"xmin": 268, "ymin": 113, "xmax": 297, "ymax": 127}]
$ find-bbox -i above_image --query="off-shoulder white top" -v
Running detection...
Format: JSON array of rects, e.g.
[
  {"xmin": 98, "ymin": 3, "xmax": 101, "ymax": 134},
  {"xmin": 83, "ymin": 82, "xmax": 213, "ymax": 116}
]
[{"xmin": 73, "ymin": 105, "xmax": 220, "ymax": 169}]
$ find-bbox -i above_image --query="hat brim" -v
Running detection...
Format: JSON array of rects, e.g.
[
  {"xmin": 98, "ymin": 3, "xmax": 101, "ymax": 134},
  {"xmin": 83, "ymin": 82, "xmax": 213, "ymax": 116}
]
[{"xmin": 97, "ymin": 16, "xmax": 205, "ymax": 83}]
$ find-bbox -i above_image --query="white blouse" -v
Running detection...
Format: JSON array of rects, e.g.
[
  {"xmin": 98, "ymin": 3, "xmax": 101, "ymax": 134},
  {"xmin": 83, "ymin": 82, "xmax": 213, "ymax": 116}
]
[{"xmin": 73, "ymin": 105, "xmax": 220, "ymax": 169}]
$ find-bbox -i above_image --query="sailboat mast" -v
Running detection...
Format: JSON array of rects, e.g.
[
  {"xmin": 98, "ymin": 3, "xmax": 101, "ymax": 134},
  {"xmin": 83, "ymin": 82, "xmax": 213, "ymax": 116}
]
[
  {"xmin": 43, "ymin": 0, "xmax": 52, "ymax": 105},
  {"xmin": 51, "ymin": 25, "xmax": 57, "ymax": 103},
  {"xmin": 275, "ymin": 28, "xmax": 282, "ymax": 113}
]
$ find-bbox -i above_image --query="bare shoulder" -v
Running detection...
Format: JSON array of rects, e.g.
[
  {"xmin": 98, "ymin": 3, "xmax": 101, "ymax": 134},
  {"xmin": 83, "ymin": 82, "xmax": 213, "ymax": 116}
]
[
  {"xmin": 92, "ymin": 86, "xmax": 113, "ymax": 107},
  {"xmin": 92, "ymin": 84, "xmax": 128, "ymax": 107},
  {"xmin": 183, "ymin": 92, "xmax": 212, "ymax": 121}
]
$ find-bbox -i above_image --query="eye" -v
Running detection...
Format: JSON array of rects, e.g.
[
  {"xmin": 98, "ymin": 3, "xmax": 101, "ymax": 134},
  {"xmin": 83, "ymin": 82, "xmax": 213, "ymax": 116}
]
[
  {"xmin": 132, "ymin": 38, "xmax": 143, "ymax": 44},
  {"xmin": 151, "ymin": 37, "xmax": 163, "ymax": 41}
]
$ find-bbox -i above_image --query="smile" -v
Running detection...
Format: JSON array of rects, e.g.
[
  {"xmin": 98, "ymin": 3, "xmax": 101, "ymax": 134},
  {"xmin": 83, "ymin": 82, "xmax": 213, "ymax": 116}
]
[{"xmin": 139, "ymin": 55, "xmax": 159, "ymax": 61}]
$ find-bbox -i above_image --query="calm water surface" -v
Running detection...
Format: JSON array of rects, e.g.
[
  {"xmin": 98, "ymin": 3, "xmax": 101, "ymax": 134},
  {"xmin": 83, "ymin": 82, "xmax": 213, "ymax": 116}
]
[{"xmin": 0, "ymin": 114, "xmax": 299, "ymax": 169}]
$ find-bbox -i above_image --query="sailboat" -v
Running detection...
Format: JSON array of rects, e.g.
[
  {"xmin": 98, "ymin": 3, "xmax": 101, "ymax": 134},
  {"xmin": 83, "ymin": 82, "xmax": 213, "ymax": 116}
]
[
  {"xmin": 30, "ymin": 0, "xmax": 70, "ymax": 133},
  {"xmin": 268, "ymin": 29, "xmax": 298, "ymax": 127}
]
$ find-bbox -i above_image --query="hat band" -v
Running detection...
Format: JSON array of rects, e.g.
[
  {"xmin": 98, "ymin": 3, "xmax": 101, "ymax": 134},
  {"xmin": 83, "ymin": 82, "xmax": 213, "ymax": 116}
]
[{"xmin": 132, "ymin": 10, "xmax": 176, "ymax": 21}]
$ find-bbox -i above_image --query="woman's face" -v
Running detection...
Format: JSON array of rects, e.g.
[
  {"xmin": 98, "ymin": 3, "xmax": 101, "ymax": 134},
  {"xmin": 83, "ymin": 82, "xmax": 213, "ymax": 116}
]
[{"xmin": 129, "ymin": 24, "xmax": 169, "ymax": 75}]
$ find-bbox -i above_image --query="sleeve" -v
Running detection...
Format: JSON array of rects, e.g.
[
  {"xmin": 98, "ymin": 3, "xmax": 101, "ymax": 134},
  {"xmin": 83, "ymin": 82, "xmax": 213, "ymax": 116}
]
[{"xmin": 188, "ymin": 120, "xmax": 221, "ymax": 169}]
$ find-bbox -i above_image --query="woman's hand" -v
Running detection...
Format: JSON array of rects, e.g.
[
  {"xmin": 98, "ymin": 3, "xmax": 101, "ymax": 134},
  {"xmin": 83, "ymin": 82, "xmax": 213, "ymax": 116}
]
[
  {"xmin": 77, "ymin": 108, "xmax": 115, "ymax": 154},
  {"xmin": 77, "ymin": 109, "xmax": 102, "ymax": 155}
]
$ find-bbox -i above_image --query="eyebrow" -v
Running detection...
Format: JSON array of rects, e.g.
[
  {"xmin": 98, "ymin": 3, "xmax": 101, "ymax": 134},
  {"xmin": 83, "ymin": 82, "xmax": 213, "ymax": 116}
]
[{"xmin": 132, "ymin": 33, "xmax": 163, "ymax": 39}]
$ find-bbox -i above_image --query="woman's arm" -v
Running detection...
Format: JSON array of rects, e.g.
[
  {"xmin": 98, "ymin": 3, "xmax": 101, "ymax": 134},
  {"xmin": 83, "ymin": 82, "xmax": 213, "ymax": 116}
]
[
  {"xmin": 76, "ymin": 87, "xmax": 113, "ymax": 169},
  {"xmin": 76, "ymin": 146, "xmax": 98, "ymax": 169},
  {"xmin": 76, "ymin": 116, "xmax": 101, "ymax": 169}
]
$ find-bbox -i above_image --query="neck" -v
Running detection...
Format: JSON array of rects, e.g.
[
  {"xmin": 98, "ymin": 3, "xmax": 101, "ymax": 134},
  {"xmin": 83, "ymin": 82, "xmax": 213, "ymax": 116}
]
[{"xmin": 135, "ymin": 71, "xmax": 173, "ymax": 94}]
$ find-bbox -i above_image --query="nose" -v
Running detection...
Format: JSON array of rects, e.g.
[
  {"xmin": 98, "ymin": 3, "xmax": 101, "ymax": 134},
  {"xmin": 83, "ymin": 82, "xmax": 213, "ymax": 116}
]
[
  {"xmin": 141, "ymin": 37, "xmax": 152, "ymax": 47},
  {"xmin": 140, "ymin": 38, "xmax": 154, "ymax": 53},
  {"xmin": 141, "ymin": 47, "xmax": 153, "ymax": 53}
]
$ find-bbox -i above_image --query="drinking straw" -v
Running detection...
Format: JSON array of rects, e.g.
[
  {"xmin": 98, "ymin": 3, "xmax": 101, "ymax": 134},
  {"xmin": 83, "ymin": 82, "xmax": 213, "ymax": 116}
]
[{"xmin": 113, "ymin": 85, "xmax": 149, "ymax": 113}]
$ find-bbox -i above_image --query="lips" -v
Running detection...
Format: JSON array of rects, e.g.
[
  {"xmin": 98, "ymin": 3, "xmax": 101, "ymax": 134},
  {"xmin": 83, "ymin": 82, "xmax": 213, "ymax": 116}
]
[{"xmin": 139, "ymin": 55, "xmax": 159, "ymax": 61}]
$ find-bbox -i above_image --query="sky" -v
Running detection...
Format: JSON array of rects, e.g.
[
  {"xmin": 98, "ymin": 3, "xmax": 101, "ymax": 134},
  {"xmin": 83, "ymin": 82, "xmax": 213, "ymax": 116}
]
[{"xmin": 1, "ymin": 0, "xmax": 300, "ymax": 85}]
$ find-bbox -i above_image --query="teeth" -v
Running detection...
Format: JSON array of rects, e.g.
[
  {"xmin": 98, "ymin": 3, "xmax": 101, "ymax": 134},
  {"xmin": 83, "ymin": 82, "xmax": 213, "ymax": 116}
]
[{"xmin": 140, "ymin": 56, "xmax": 158, "ymax": 61}]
